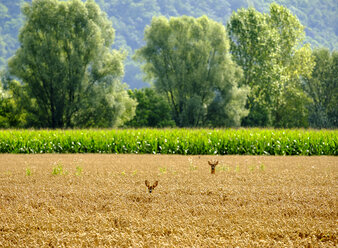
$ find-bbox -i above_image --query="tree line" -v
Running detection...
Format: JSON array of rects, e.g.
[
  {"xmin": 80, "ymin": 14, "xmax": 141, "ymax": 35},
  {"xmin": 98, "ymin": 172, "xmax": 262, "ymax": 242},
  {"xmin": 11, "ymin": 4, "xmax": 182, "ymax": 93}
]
[{"xmin": 0, "ymin": 0, "xmax": 336, "ymax": 129}]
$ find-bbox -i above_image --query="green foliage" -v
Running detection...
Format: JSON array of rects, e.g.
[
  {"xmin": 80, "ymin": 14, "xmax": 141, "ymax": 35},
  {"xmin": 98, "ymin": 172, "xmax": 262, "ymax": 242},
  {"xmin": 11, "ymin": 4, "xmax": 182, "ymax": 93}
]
[
  {"xmin": 135, "ymin": 15, "xmax": 249, "ymax": 127},
  {"xmin": 25, "ymin": 168, "xmax": 32, "ymax": 176},
  {"xmin": 8, "ymin": 0, "xmax": 135, "ymax": 128},
  {"xmin": 52, "ymin": 164, "xmax": 64, "ymax": 176},
  {"xmin": 159, "ymin": 167, "xmax": 167, "ymax": 174},
  {"xmin": 259, "ymin": 0, "xmax": 337, "ymax": 50},
  {"xmin": 303, "ymin": 48, "xmax": 338, "ymax": 128},
  {"xmin": 125, "ymin": 88, "xmax": 175, "ymax": 128},
  {"xmin": 0, "ymin": 129, "xmax": 336, "ymax": 155},
  {"xmin": 75, "ymin": 166, "xmax": 83, "ymax": 176},
  {"xmin": 131, "ymin": 170, "xmax": 138, "ymax": 176},
  {"xmin": 0, "ymin": 72, "xmax": 26, "ymax": 128},
  {"xmin": 216, "ymin": 165, "xmax": 230, "ymax": 172},
  {"xmin": 274, "ymin": 85, "xmax": 311, "ymax": 128},
  {"xmin": 259, "ymin": 163, "xmax": 265, "ymax": 171},
  {"xmin": 73, "ymin": 81, "xmax": 137, "ymax": 128},
  {"xmin": 227, "ymin": 3, "xmax": 315, "ymax": 127}
]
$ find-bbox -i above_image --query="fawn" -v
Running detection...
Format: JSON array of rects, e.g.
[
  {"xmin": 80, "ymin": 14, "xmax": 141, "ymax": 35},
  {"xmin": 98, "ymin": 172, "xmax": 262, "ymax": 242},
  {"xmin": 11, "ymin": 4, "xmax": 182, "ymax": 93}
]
[
  {"xmin": 208, "ymin": 160, "xmax": 218, "ymax": 174},
  {"xmin": 145, "ymin": 180, "xmax": 158, "ymax": 193}
]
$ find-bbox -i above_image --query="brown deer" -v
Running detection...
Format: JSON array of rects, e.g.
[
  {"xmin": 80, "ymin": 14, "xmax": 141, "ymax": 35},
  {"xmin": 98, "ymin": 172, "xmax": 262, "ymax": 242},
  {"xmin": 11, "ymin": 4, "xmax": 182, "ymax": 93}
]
[
  {"xmin": 145, "ymin": 180, "xmax": 158, "ymax": 193},
  {"xmin": 208, "ymin": 160, "xmax": 218, "ymax": 174}
]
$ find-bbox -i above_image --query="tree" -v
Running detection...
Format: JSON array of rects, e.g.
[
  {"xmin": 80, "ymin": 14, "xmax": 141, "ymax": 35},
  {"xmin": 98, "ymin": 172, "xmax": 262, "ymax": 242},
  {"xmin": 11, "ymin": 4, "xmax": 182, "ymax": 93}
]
[
  {"xmin": 8, "ymin": 0, "xmax": 136, "ymax": 128},
  {"xmin": 125, "ymin": 88, "xmax": 175, "ymax": 128},
  {"xmin": 135, "ymin": 15, "xmax": 249, "ymax": 127},
  {"xmin": 0, "ymin": 71, "xmax": 26, "ymax": 127},
  {"xmin": 303, "ymin": 48, "xmax": 338, "ymax": 128},
  {"xmin": 227, "ymin": 3, "xmax": 315, "ymax": 127}
]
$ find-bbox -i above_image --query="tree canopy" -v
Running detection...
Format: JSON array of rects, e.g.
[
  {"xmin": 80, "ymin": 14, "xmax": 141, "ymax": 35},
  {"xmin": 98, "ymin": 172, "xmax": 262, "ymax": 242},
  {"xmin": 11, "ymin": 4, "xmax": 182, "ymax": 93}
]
[
  {"xmin": 135, "ymin": 15, "xmax": 249, "ymax": 127},
  {"xmin": 125, "ymin": 88, "xmax": 175, "ymax": 128},
  {"xmin": 227, "ymin": 3, "xmax": 315, "ymax": 127},
  {"xmin": 8, "ymin": 0, "xmax": 136, "ymax": 128},
  {"xmin": 303, "ymin": 48, "xmax": 338, "ymax": 128}
]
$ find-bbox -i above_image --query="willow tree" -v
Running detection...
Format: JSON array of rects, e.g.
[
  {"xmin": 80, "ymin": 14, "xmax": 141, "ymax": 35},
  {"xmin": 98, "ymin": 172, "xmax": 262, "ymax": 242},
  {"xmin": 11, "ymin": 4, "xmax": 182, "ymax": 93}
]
[
  {"xmin": 135, "ymin": 15, "xmax": 249, "ymax": 127},
  {"xmin": 9, "ymin": 0, "xmax": 135, "ymax": 128}
]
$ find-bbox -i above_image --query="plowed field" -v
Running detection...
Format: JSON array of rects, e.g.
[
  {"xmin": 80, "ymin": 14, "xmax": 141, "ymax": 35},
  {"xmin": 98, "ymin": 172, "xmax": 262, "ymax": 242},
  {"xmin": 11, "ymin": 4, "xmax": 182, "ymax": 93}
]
[{"xmin": 0, "ymin": 154, "xmax": 337, "ymax": 247}]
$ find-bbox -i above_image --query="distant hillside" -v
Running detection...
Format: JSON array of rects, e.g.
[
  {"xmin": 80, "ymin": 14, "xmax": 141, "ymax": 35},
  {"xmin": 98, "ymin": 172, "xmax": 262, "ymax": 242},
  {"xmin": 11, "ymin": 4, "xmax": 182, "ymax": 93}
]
[{"xmin": 1, "ymin": 0, "xmax": 337, "ymax": 88}]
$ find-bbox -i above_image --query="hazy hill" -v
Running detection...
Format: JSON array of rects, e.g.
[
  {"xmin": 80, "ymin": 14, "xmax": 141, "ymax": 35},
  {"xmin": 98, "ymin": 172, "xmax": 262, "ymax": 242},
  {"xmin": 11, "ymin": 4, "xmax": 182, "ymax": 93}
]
[{"xmin": 0, "ymin": 0, "xmax": 337, "ymax": 88}]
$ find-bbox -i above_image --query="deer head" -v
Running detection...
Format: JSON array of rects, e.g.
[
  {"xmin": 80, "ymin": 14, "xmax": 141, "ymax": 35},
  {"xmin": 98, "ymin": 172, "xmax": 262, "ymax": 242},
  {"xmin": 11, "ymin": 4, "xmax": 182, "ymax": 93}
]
[
  {"xmin": 145, "ymin": 180, "xmax": 158, "ymax": 193},
  {"xmin": 208, "ymin": 160, "xmax": 218, "ymax": 174}
]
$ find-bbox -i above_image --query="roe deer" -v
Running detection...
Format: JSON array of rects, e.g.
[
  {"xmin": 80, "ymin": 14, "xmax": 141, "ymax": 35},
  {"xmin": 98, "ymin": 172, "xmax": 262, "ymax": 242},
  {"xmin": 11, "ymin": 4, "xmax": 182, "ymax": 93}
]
[
  {"xmin": 208, "ymin": 160, "xmax": 218, "ymax": 174},
  {"xmin": 145, "ymin": 180, "xmax": 158, "ymax": 193}
]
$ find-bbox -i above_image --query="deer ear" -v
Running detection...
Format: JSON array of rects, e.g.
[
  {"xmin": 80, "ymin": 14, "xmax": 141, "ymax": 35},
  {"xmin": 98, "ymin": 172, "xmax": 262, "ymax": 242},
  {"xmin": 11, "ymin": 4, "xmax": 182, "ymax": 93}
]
[
  {"xmin": 215, "ymin": 161, "xmax": 219, "ymax": 165},
  {"xmin": 145, "ymin": 180, "xmax": 150, "ymax": 187},
  {"xmin": 208, "ymin": 161, "xmax": 212, "ymax": 166},
  {"xmin": 153, "ymin": 181, "xmax": 158, "ymax": 188}
]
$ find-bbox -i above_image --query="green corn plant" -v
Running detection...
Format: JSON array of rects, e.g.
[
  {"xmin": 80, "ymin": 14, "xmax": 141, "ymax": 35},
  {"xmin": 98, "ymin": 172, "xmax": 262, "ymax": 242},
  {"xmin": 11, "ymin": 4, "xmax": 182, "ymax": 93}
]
[
  {"xmin": 159, "ymin": 167, "xmax": 167, "ymax": 174},
  {"xmin": 259, "ymin": 163, "xmax": 266, "ymax": 171},
  {"xmin": 75, "ymin": 166, "xmax": 83, "ymax": 176},
  {"xmin": 52, "ymin": 164, "xmax": 64, "ymax": 175},
  {"xmin": 26, "ymin": 168, "xmax": 32, "ymax": 176},
  {"xmin": 217, "ymin": 165, "xmax": 230, "ymax": 172}
]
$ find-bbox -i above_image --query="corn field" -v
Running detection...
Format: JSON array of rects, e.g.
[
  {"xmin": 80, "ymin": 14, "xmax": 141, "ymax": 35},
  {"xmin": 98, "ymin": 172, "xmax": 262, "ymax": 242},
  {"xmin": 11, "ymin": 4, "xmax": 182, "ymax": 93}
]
[{"xmin": 0, "ymin": 128, "xmax": 336, "ymax": 155}]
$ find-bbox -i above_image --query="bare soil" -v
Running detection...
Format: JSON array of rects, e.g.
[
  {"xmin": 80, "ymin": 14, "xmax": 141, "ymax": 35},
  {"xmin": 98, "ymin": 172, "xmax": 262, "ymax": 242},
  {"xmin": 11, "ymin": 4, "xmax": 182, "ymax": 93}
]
[{"xmin": 0, "ymin": 154, "xmax": 337, "ymax": 247}]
